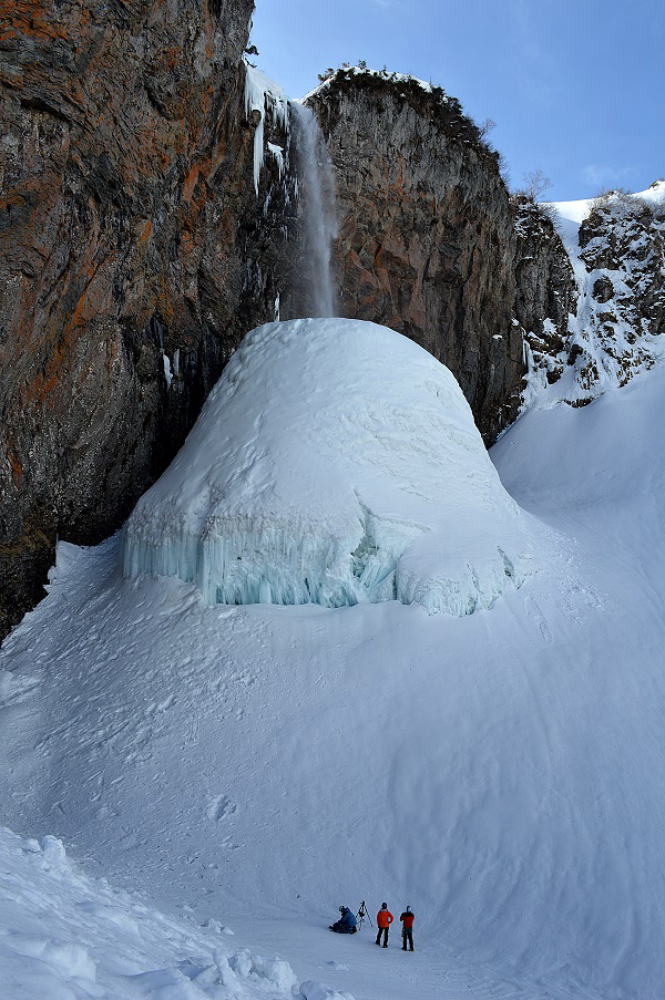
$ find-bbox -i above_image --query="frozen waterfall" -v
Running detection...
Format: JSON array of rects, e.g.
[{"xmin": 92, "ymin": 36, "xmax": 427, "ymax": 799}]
[
  {"xmin": 290, "ymin": 102, "xmax": 338, "ymax": 318},
  {"xmin": 122, "ymin": 318, "xmax": 536, "ymax": 616}
]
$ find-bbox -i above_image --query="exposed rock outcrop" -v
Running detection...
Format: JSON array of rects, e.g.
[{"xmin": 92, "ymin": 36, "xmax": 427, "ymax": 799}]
[
  {"xmin": 305, "ymin": 69, "xmax": 525, "ymax": 444},
  {"xmin": 512, "ymin": 197, "xmax": 576, "ymax": 387},
  {"xmin": 0, "ymin": 1, "xmax": 290, "ymax": 638},
  {"xmin": 573, "ymin": 191, "xmax": 665, "ymax": 392},
  {"xmin": 519, "ymin": 183, "xmax": 665, "ymax": 405}
]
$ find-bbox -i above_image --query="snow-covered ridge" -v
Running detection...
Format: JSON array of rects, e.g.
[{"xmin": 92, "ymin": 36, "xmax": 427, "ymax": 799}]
[
  {"xmin": 123, "ymin": 318, "xmax": 535, "ymax": 616},
  {"xmin": 552, "ymin": 178, "xmax": 665, "ymax": 227},
  {"xmin": 244, "ymin": 61, "xmax": 289, "ymax": 195},
  {"xmin": 302, "ymin": 64, "xmax": 445, "ymax": 104}
]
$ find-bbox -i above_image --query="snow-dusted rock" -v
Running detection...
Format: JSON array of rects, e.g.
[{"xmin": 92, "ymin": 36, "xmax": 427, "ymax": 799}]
[
  {"xmin": 523, "ymin": 181, "xmax": 665, "ymax": 407},
  {"xmin": 123, "ymin": 318, "xmax": 534, "ymax": 615}
]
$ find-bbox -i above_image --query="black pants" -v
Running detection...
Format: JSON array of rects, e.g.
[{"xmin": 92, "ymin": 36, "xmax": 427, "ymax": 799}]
[
  {"xmin": 402, "ymin": 928, "xmax": 414, "ymax": 950},
  {"xmin": 376, "ymin": 926, "xmax": 389, "ymax": 946}
]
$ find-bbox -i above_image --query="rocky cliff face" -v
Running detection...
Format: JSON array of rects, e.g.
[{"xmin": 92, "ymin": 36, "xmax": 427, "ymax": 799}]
[
  {"xmin": 0, "ymin": 0, "xmax": 292, "ymax": 638},
  {"xmin": 512, "ymin": 197, "xmax": 577, "ymax": 388},
  {"xmin": 306, "ymin": 68, "xmax": 525, "ymax": 444},
  {"xmin": 2, "ymin": 22, "xmax": 662, "ymax": 640},
  {"xmin": 517, "ymin": 183, "xmax": 665, "ymax": 406},
  {"xmin": 572, "ymin": 190, "xmax": 665, "ymax": 396}
]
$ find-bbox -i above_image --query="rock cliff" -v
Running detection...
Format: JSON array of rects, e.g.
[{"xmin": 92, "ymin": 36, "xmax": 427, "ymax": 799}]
[
  {"xmin": 0, "ymin": 0, "xmax": 290, "ymax": 637},
  {"xmin": 1, "ymin": 26, "xmax": 663, "ymax": 639},
  {"xmin": 517, "ymin": 183, "xmax": 665, "ymax": 405},
  {"xmin": 512, "ymin": 197, "xmax": 577, "ymax": 388},
  {"xmin": 305, "ymin": 68, "xmax": 525, "ymax": 443},
  {"xmin": 572, "ymin": 189, "xmax": 665, "ymax": 397}
]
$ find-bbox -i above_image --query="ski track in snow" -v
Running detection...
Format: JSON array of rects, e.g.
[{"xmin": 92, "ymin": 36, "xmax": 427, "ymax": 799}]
[{"xmin": 4, "ymin": 364, "xmax": 665, "ymax": 997}]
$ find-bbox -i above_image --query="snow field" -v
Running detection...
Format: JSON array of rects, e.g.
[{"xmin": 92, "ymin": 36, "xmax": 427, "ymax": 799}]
[
  {"xmin": 0, "ymin": 825, "xmax": 355, "ymax": 1000},
  {"xmin": 6, "ymin": 364, "xmax": 665, "ymax": 998},
  {"xmin": 123, "ymin": 318, "xmax": 535, "ymax": 617}
]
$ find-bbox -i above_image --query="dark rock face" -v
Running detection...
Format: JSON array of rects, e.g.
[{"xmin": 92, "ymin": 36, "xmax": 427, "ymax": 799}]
[
  {"xmin": 512, "ymin": 198, "xmax": 576, "ymax": 386},
  {"xmin": 0, "ymin": 0, "xmax": 292, "ymax": 638},
  {"xmin": 306, "ymin": 70, "xmax": 525, "ymax": 444}
]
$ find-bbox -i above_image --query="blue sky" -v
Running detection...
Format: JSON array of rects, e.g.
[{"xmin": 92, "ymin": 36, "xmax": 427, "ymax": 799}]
[{"xmin": 251, "ymin": 0, "xmax": 664, "ymax": 201}]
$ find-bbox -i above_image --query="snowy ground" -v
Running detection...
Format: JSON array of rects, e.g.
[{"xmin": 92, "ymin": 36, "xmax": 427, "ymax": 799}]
[
  {"xmin": 0, "ymin": 826, "xmax": 315, "ymax": 1000},
  {"xmin": 3, "ymin": 351, "xmax": 665, "ymax": 997}
]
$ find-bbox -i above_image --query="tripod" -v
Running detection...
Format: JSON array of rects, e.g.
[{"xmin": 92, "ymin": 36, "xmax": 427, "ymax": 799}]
[{"xmin": 356, "ymin": 900, "xmax": 373, "ymax": 930}]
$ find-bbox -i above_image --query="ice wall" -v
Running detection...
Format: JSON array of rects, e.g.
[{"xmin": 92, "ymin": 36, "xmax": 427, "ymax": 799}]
[{"xmin": 123, "ymin": 319, "xmax": 536, "ymax": 616}]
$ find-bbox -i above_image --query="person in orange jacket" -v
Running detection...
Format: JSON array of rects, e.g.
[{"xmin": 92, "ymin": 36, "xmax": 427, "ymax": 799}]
[
  {"xmin": 375, "ymin": 902, "xmax": 394, "ymax": 947},
  {"xmin": 400, "ymin": 906, "xmax": 415, "ymax": 951}
]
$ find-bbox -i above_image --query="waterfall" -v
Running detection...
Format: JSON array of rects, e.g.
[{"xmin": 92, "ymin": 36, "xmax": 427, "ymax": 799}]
[{"xmin": 290, "ymin": 102, "xmax": 338, "ymax": 318}]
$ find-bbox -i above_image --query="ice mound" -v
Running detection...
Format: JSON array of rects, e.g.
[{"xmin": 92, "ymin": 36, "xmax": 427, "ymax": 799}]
[{"xmin": 123, "ymin": 318, "xmax": 534, "ymax": 615}]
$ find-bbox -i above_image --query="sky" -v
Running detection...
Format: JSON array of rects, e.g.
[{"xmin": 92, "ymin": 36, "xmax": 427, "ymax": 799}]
[{"xmin": 251, "ymin": 0, "xmax": 664, "ymax": 202}]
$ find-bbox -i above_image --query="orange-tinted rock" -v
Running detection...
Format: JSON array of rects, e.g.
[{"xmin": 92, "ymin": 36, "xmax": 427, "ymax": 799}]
[{"xmin": 0, "ymin": 0, "xmax": 288, "ymax": 638}]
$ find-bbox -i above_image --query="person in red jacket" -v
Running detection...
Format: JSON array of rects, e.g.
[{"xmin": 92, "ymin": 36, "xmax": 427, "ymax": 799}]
[
  {"xmin": 400, "ymin": 906, "xmax": 415, "ymax": 951},
  {"xmin": 375, "ymin": 902, "xmax": 394, "ymax": 947}
]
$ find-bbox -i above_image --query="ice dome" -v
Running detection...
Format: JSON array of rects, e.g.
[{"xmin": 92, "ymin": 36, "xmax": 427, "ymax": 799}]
[{"xmin": 123, "ymin": 318, "xmax": 535, "ymax": 615}]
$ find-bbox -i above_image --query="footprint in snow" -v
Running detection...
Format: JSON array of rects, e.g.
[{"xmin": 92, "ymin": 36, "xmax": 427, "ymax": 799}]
[
  {"xmin": 523, "ymin": 595, "xmax": 553, "ymax": 643},
  {"xmin": 207, "ymin": 795, "xmax": 237, "ymax": 822}
]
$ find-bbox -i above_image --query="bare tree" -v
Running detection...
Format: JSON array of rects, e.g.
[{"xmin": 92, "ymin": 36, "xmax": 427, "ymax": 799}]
[{"xmin": 522, "ymin": 168, "xmax": 552, "ymax": 202}]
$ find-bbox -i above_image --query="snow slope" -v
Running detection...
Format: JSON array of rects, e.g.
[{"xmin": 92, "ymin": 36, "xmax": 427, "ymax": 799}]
[
  {"xmin": 551, "ymin": 178, "xmax": 665, "ymax": 230},
  {"xmin": 3, "ymin": 339, "xmax": 665, "ymax": 998},
  {"xmin": 123, "ymin": 319, "xmax": 534, "ymax": 616},
  {"xmin": 0, "ymin": 826, "xmax": 323, "ymax": 1000}
]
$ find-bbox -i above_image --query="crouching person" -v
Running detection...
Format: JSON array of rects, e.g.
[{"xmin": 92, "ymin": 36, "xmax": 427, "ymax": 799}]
[{"xmin": 330, "ymin": 905, "xmax": 357, "ymax": 933}]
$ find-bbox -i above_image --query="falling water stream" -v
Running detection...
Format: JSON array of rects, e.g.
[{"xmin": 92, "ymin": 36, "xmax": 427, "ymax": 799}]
[{"xmin": 290, "ymin": 102, "xmax": 338, "ymax": 318}]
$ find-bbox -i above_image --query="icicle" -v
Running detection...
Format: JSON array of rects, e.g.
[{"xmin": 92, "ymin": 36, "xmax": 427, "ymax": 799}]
[
  {"xmin": 268, "ymin": 142, "xmax": 285, "ymax": 178},
  {"xmin": 162, "ymin": 354, "xmax": 173, "ymax": 389},
  {"xmin": 244, "ymin": 62, "xmax": 288, "ymax": 196}
]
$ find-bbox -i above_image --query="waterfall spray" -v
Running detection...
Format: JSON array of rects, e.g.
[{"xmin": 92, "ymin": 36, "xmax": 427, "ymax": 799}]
[{"xmin": 290, "ymin": 102, "xmax": 338, "ymax": 318}]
